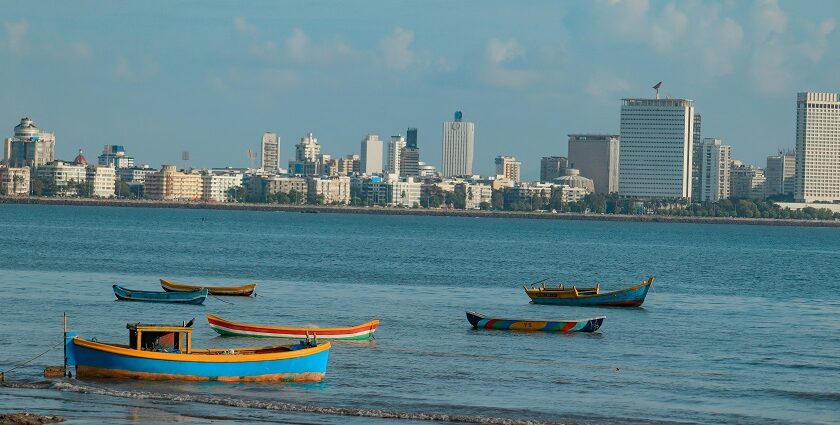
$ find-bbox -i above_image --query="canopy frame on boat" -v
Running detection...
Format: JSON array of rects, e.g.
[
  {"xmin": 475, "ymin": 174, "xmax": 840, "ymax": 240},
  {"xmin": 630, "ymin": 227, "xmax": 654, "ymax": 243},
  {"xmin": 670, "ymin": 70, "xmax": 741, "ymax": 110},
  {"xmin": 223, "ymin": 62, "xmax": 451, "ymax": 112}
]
[{"xmin": 127, "ymin": 323, "xmax": 193, "ymax": 354}]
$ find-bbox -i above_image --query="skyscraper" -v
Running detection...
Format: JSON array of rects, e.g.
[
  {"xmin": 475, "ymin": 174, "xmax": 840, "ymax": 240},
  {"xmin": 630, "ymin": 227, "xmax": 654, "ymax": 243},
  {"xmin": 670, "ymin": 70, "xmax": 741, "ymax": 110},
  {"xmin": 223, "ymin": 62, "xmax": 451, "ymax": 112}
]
[
  {"xmin": 401, "ymin": 128, "xmax": 420, "ymax": 177},
  {"xmin": 691, "ymin": 112, "xmax": 702, "ymax": 200},
  {"xmin": 441, "ymin": 111, "xmax": 474, "ymax": 177},
  {"xmin": 697, "ymin": 138, "xmax": 731, "ymax": 202},
  {"xmin": 360, "ymin": 133, "xmax": 383, "ymax": 175},
  {"xmin": 567, "ymin": 134, "xmax": 620, "ymax": 194},
  {"xmin": 619, "ymin": 97, "xmax": 695, "ymax": 198},
  {"xmin": 6, "ymin": 117, "xmax": 55, "ymax": 168},
  {"xmin": 260, "ymin": 132, "xmax": 280, "ymax": 173},
  {"xmin": 765, "ymin": 151, "xmax": 795, "ymax": 198},
  {"xmin": 494, "ymin": 156, "xmax": 521, "ymax": 183},
  {"xmin": 795, "ymin": 92, "xmax": 840, "ymax": 202},
  {"xmin": 386, "ymin": 135, "xmax": 406, "ymax": 175},
  {"xmin": 288, "ymin": 133, "xmax": 321, "ymax": 176},
  {"xmin": 540, "ymin": 156, "xmax": 568, "ymax": 183}
]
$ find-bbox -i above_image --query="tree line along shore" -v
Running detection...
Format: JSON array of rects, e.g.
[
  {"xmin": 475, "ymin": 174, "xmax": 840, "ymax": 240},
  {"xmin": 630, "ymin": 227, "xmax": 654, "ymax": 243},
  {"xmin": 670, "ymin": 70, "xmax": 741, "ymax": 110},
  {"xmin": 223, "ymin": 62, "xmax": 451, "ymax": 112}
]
[{"xmin": 2, "ymin": 196, "xmax": 839, "ymax": 228}]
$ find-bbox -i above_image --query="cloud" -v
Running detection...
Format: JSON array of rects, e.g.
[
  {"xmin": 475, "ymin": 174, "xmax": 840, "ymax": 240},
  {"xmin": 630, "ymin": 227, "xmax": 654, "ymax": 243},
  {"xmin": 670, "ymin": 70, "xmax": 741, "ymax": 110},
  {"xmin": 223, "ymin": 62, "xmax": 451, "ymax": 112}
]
[
  {"xmin": 380, "ymin": 27, "xmax": 415, "ymax": 70},
  {"xmin": 481, "ymin": 38, "xmax": 538, "ymax": 88},
  {"xmin": 749, "ymin": 42, "xmax": 791, "ymax": 96},
  {"xmin": 283, "ymin": 28, "xmax": 355, "ymax": 65},
  {"xmin": 233, "ymin": 16, "xmax": 257, "ymax": 34},
  {"xmin": 751, "ymin": 0, "xmax": 787, "ymax": 40},
  {"xmin": 250, "ymin": 40, "xmax": 281, "ymax": 62},
  {"xmin": 801, "ymin": 18, "xmax": 836, "ymax": 62},
  {"xmin": 585, "ymin": 72, "xmax": 630, "ymax": 99},
  {"xmin": 3, "ymin": 19, "xmax": 28, "ymax": 53},
  {"xmin": 487, "ymin": 38, "xmax": 523, "ymax": 66},
  {"xmin": 261, "ymin": 69, "xmax": 300, "ymax": 90},
  {"xmin": 70, "ymin": 41, "xmax": 92, "ymax": 59},
  {"xmin": 648, "ymin": 3, "xmax": 688, "ymax": 50},
  {"xmin": 113, "ymin": 57, "xmax": 160, "ymax": 82}
]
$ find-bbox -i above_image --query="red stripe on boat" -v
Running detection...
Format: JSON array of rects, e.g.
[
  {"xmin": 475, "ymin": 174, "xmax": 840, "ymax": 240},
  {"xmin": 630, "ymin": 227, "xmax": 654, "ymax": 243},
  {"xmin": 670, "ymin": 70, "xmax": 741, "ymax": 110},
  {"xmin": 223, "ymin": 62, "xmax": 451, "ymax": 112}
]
[
  {"xmin": 561, "ymin": 321, "xmax": 576, "ymax": 331},
  {"xmin": 209, "ymin": 318, "xmax": 376, "ymax": 336}
]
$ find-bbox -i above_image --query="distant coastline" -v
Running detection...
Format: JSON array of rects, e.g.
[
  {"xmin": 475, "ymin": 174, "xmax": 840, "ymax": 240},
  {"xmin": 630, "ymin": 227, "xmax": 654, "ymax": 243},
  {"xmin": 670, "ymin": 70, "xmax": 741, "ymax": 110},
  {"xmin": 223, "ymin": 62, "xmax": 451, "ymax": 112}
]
[{"xmin": 3, "ymin": 196, "xmax": 839, "ymax": 228}]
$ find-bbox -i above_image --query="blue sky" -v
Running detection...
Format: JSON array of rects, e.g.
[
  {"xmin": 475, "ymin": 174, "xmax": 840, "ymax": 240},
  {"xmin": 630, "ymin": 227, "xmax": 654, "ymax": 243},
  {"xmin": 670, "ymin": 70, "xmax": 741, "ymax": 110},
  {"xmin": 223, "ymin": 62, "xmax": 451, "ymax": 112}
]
[{"xmin": 1, "ymin": 0, "xmax": 838, "ymax": 179}]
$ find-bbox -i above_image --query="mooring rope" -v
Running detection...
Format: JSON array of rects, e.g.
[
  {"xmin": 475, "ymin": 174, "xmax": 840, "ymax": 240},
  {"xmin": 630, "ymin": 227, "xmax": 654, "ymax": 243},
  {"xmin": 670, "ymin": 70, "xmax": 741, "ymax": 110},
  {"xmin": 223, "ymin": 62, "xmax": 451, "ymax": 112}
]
[
  {"xmin": 1, "ymin": 340, "xmax": 63, "ymax": 375},
  {"xmin": 209, "ymin": 294, "xmax": 235, "ymax": 305}
]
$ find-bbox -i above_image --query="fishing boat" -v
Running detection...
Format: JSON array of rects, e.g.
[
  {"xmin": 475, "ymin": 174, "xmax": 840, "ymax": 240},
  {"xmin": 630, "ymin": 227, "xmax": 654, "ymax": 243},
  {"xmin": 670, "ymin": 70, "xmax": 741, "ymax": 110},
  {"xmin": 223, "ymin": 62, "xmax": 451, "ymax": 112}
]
[
  {"xmin": 523, "ymin": 277, "xmax": 654, "ymax": 307},
  {"xmin": 466, "ymin": 311, "xmax": 604, "ymax": 332},
  {"xmin": 113, "ymin": 284, "xmax": 208, "ymax": 305},
  {"xmin": 160, "ymin": 278, "xmax": 256, "ymax": 296},
  {"xmin": 207, "ymin": 314, "xmax": 379, "ymax": 341},
  {"xmin": 65, "ymin": 321, "xmax": 330, "ymax": 382}
]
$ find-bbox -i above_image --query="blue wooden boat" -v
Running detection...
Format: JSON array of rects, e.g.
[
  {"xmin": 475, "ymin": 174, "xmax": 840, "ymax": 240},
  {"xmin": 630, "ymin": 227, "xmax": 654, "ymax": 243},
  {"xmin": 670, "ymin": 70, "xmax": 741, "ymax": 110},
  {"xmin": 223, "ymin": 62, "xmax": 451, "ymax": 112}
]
[
  {"xmin": 65, "ymin": 322, "xmax": 330, "ymax": 382},
  {"xmin": 113, "ymin": 284, "xmax": 208, "ymax": 305},
  {"xmin": 466, "ymin": 311, "xmax": 604, "ymax": 332},
  {"xmin": 523, "ymin": 277, "xmax": 654, "ymax": 307}
]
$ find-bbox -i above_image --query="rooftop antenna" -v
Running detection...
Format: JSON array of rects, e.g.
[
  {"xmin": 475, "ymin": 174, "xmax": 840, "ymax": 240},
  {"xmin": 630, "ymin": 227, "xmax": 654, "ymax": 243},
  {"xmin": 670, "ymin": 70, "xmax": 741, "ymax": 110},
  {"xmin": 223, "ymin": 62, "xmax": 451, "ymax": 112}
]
[
  {"xmin": 652, "ymin": 81, "xmax": 662, "ymax": 99},
  {"xmin": 246, "ymin": 148, "xmax": 256, "ymax": 170}
]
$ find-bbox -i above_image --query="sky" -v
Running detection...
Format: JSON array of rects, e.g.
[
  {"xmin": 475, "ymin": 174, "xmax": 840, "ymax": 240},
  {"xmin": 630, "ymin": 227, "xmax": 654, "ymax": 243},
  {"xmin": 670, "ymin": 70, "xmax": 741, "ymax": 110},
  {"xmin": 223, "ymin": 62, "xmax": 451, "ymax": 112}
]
[{"xmin": 1, "ymin": 0, "xmax": 839, "ymax": 179}]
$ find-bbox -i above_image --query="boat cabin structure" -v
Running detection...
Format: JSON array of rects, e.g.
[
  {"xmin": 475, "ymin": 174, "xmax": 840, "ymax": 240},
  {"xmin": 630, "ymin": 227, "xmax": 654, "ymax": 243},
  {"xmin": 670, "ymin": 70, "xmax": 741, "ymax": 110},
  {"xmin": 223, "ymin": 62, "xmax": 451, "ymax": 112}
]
[{"xmin": 127, "ymin": 323, "xmax": 193, "ymax": 354}]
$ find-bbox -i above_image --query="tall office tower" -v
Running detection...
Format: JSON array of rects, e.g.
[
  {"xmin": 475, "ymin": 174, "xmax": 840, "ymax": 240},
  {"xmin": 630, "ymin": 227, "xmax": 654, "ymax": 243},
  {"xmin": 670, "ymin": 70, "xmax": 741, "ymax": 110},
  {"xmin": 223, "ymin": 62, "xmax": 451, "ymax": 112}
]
[
  {"xmin": 540, "ymin": 156, "xmax": 568, "ymax": 182},
  {"xmin": 260, "ymin": 132, "xmax": 280, "ymax": 172},
  {"xmin": 697, "ymin": 138, "xmax": 731, "ymax": 202},
  {"xmin": 401, "ymin": 127, "xmax": 420, "ymax": 177},
  {"xmin": 494, "ymin": 156, "xmax": 521, "ymax": 183},
  {"xmin": 691, "ymin": 112, "xmax": 702, "ymax": 200},
  {"xmin": 386, "ymin": 135, "xmax": 406, "ymax": 175},
  {"xmin": 795, "ymin": 92, "xmax": 840, "ymax": 202},
  {"xmin": 441, "ymin": 111, "xmax": 475, "ymax": 177},
  {"xmin": 619, "ymin": 97, "xmax": 695, "ymax": 198},
  {"xmin": 295, "ymin": 133, "xmax": 320, "ymax": 162},
  {"xmin": 97, "ymin": 145, "xmax": 135, "ymax": 168},
  {"xmin": 765, "ymin": 150, "xmax": 796, "ymax": 198},
  {"xmin": 7, "ymin": 117, "xmax": 56, "ymax": 167},
  {"xmin": 567, "ymin": 134, "xmax": 620, "ymax": 194},
  {"xmin": 360, "ymin": 133, "xmax": 383, "ymax": 175}
]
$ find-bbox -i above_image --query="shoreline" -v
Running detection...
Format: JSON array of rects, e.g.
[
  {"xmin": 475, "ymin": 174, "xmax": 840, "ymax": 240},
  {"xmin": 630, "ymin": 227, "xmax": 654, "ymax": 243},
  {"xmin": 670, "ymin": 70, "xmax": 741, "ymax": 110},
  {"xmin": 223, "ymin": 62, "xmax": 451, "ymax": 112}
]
[{"xmin": 2, "ymin": 196, "xmax": 839, "ymax": 227}]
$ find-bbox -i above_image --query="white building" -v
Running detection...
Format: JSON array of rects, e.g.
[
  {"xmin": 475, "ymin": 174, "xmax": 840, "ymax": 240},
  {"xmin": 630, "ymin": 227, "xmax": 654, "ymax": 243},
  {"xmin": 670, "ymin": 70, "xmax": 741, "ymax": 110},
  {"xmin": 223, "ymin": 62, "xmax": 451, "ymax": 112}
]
[
  {"xmin": 698, "ymin": 138, "xmax": 732, "ymax": 202},
  {"xmin": 417, "ymin": 161, "xmax": 437, "ymax": 178},
  {"xmin": 619, "ymin": 98, "xmax": 695, "ymax": 198},
  {"xmin": 86, "ymin": 165, "xmax": 116, "ymax": 198},
  {"xmin": 568, "ymin": 134, "xmax": 619, "ymax": 194},
  {"xmin": 385, "ymin": 178, "xmax": 422, "ymax": 207},
  {"xmin": 202, "ymin": 172, "xmax": 244, "ymax": 202},
  {"xmin": 260, "ymin": 132, "xmax": 280, "ymax": 173},
  {"xmin": 0, "ymin": 166, "xmax": 30, "ymax": 196},
  {"xmin": 36, "ymin": 161, "xmax": 87, "ymax": 196},
  {"xmin": 97, "ymin": 145, "xmax": 134, "ymax": 169},
  {"xmin": 360, "ymin": 134, "xmax": 383, "ymax": 175},
  {"xmin": 731, "ymin": 162, "xmax": 766, "ymax": 199},
  {"xmin": 765, "ymin": 151, "xmax": 795, "ymax": 198},
  {"xmin": 295, "ymin": 133, "xmax": 320, "ymax": 162},
  {"xmin": 494, "ymin": 156, "xmax": 521, "ymax": 184},
  {"xmin": 441, "ymin": 111, "xmax": 475, "ymax": 177},
  {"xmin": 795, "ymin": 92, "xmax": 840, "ymax": 202},
  {"xmin": 557, "ymin": 185, "xmax": 589, "ymax": 204},
  {"xmin": 307, "ymin": 175, "xmax": 351, "ymax": 205},
  {"xmin": 5, "ymin": 117, "xmax": 56, "ymax": 168},
  {"xmin": 456, "ymin": 182, "xmax": 492, "ymax": 209},
  {"xmin": 386, "ymin": 135, "xmax": 406, "ymax": 176}
]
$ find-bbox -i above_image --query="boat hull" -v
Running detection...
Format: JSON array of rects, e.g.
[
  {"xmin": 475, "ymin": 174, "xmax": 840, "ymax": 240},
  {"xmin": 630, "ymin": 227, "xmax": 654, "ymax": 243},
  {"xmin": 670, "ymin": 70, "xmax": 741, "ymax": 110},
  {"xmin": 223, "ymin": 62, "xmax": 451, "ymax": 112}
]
[
  {"xmin": 160, "ymin": 278, "xmax": 256, "ymax": 296},
  {"xmin": 113, "ymin": 285, "xmax": 207, "ymax": 305},
  {"xmin": 70, "ymin": 338, "xmax": 330, "ymax": 382},
  {"xmin": 207, "ymin": 314, "xmax": 378, "ymax": 341},
  {"xmin": 525, "ymin": 278, "xmax": 653, "ymax": 307},
  {"xmin": 466, "ymin": 311, "xmax": 604, "ymax": 332}
]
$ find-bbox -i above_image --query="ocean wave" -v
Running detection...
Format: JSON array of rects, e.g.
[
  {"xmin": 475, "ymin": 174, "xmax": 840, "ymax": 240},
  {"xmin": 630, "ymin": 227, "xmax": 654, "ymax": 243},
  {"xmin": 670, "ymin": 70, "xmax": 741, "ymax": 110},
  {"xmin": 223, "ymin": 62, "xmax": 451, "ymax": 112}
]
[
  {"xmin": 49, "ymin": 381, "xmax": 568, "ymax": 425},
  {"xmin": 764, "ymin": 388, "xmax": 840, "ymax": 402}
]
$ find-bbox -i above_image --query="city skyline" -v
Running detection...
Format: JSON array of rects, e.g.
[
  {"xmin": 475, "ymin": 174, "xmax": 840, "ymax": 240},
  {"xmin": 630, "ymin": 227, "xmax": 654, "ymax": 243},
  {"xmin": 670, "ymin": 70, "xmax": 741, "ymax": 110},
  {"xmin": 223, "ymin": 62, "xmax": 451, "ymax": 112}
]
[{"xmin": 2, "ymin": 1, "xmax": 839, "ymax": 179}]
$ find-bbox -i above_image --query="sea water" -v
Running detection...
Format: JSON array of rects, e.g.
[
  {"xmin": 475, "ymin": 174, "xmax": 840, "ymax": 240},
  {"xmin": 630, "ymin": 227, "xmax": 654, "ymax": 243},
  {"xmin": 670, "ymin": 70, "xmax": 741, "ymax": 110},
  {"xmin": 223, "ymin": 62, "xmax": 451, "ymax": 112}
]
[{"xmin": 0, "ymin": 204, "xmax": 837, "ymax": 424}]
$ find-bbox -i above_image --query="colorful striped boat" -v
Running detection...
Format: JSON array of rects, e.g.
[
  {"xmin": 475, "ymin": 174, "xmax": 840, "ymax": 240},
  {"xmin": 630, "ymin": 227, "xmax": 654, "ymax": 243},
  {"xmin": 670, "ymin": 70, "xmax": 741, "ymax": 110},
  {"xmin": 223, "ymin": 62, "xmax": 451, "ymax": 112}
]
[
  {"xmin": 466, "ymin": 311, "xmax": 604, "ymax": 332},
  {"xmin": 113, "ymin": 284, "xmax": 208, "ymax": 305},
  {"xmin": 523, "ymin": 277, "xmax": 654, "ymax": 307},
  {"xmin": 66, "ymin": 322, "xmax": 330, "ymax": 382},
  {"xmin": 207, "ymin": 314, "xmax": 379, "ymax": 341},
  {"xmin": 160, "ymin": 278, "xmax": 256, "ymax": 296}
]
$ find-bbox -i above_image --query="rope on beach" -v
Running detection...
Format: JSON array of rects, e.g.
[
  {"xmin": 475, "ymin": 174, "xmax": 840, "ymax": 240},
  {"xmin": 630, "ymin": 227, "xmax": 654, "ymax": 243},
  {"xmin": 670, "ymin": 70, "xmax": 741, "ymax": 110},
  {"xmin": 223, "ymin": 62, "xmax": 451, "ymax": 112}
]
[
  {"xmin": 1, "ymin": 340, "xmax": 63, "ymax": 376},
  {"xmin": 209, "ymin": 294, "xmax": 235, "ymax": 305}
]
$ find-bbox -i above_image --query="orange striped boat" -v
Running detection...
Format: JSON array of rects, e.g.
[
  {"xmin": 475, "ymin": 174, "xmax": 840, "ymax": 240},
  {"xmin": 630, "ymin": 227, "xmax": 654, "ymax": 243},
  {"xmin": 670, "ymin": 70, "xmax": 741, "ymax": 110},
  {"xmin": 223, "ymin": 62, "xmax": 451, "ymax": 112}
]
[
  {"xmin": 160, "ymin": 278, "xmax": 256, "ymax": 296},
  {"xmin": 207, "ymin": 314, "xmax": 379, "ymax": 341}
]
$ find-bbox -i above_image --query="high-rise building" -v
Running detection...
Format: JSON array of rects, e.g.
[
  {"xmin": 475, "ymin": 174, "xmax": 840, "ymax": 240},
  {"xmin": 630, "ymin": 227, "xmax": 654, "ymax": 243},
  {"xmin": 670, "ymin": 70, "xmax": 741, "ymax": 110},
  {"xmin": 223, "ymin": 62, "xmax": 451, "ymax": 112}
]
[
  {"xmin": 795, "ymin": 92, "xmax": 840, "ymax": 202},
  {"xmin": 145, "ymin": 164, "xmax": 203, "ymax": 200},
  {"xmin": 441, "ymin": 111, "xmax": 475, "ymax": 177},
  {"xmin": 567, "ymin": 134, "xmax": 620, "ymax": 194},
  {"xmin": 86, "ymin": 165, "xmax": 117, "ymax": 198},
  {"xmin": 260, "ymin": 132, "xmax": 280, "ymax": 173},
  {"xmin": 386, "ymin": 135, "xmax": 406, "ymax": 175},
  {"xmin": 6, "ymin": 117, "xmax": 55, "ymax": 168},
  {"xmin": 731, "ymin": 162, "xmax": 766, "ymax": 199},
  {"xmin": 98, "ymin": 145, "xmax": 134, "ymax": 169},
  {"xmin": 494, "ymin": 156, "xmax": 521, "ymax": 183},
  {"xmin": 540, "ymin": 156, "xmax": 568, "ymax": 183},
  {"xmin": 360, "ymin": 134, "xmax": 383, "ymax": 175},
  {"xmin": 619, "ymin": 97, "xmax": 695, "ymax": 198},
  {"xmin": 288, "ymin": 133, "xmax": 321, "ymax": 176},
  {"xmin": 401, "ymin": 127, "xmax": 420, "ymax": 177},
  {"xmin": 697, "ymin": 138, "xmax": 731, "ymax": 202},
  {"xmin": 691, "ymin": 112, "xmax": 702, "ymax": 200},
  {"xmin": 765, "ymin": 151, "xmax": 795, "ymax": 198},
  {"xmin": 337, "ymin": 154, "xmax": 360, "ymax": 175}
]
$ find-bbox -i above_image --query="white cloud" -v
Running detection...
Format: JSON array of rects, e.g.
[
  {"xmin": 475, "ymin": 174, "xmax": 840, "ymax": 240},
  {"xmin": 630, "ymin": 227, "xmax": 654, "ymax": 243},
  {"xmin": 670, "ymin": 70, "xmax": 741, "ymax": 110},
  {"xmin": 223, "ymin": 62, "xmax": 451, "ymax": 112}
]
[
  {"xmin": 801, "ymin": 18, "xmax": 836, "ymax": 62},
  {"xmin": 3, "ymin": 19, "xmax": 28, "ymax": 53},
  {"xmin": 250, "ymin": 41, "xmax": 281, "ymax": 62},
  {"xmin": 113, "ymin": 57, "xmax": 160, "ymax": 82},
  {"xmin": 649, "ymin": 3, "xmax": 688, "ymax": 50},
  {"xmin": 261, "ymin": 69, "xmax": 299, "ymax": 90},
  {"xmin": 751, "ymin": 0, "xmax": 787, "ymax": 40},
  {"xmin": 380, "ymin": 27, "xmax": 415, "ymax": 70},
  {"xmin": 233, "ymin": 16, "xmax": 257, "ymax": 34},
  {"xmin": 482, "ymin": 38, "xmax": 538, "ymax": 88},
  {"xmin": 70, "ymin": 41, "xmax": 92, "ymax": 59},
  {"xmin": 487, "ymin": 38, "xmax": 523, "ymax": 66},
  {"xmin": 585, "ymin": 72, "xmax": 631, "ymax": 99},
  {"xmin": 284, "ymin": 28, "xmax": 355, "ymax": 65},
  {"xmin": 749, "ymin": 42, "xmax": 791, "ymax": 96}
]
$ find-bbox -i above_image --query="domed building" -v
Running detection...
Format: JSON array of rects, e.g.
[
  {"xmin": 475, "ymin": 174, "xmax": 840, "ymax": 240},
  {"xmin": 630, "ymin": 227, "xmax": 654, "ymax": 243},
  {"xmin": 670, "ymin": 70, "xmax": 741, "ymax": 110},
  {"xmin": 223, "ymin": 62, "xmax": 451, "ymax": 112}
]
[
  {"xmin": 73, "ymin": 149, "xmax": 88, "ymax": 165},
  {"xmin": 14, "ymin": 117, "xmax": 40, "ymax": 140},
  {"xmin": 6, "ymin": 117, "xmax": 56, "ymax": 167},
  {"xmin": 553, "ymin": 168, "xmax": 595, "ymax": 193}
]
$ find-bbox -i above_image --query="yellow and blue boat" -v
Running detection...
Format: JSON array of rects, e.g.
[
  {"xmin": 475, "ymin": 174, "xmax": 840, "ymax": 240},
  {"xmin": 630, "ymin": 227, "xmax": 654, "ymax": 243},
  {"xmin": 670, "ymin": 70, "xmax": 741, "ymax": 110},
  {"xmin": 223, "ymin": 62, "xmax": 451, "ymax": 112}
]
[{"xmin": 65, "ymin": 322, "xmax": 330, "ymax": 382}]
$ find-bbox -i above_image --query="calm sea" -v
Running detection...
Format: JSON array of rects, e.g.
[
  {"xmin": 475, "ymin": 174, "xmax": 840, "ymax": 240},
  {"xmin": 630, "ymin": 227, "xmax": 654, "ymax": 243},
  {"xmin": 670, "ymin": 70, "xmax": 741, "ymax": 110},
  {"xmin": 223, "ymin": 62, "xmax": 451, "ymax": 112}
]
[{"xmin": 0, "ymin": 204, "xmax": 838, "ymax": 425}]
